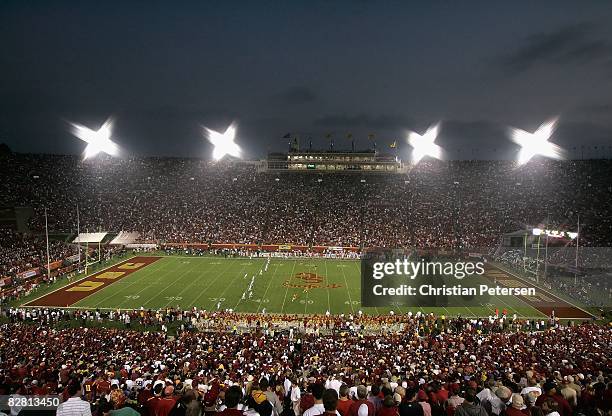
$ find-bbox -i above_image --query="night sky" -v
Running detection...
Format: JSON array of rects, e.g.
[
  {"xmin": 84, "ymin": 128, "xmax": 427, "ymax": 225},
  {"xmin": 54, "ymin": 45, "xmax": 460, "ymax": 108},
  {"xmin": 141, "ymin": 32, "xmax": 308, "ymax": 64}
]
[{"xmin": 1, "ymin": 1, "xmax": 612, "ymax": 159}]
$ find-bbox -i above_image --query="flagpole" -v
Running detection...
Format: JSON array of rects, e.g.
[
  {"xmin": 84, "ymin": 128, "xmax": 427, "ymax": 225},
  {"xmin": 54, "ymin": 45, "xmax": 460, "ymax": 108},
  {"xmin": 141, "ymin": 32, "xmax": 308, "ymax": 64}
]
[
  {"xmin": 523, "ymin": 231, "xmax": 528, "ymax": 274},
  {"xmin": 535, "ymin": 235, "xmax": 540, "ymax": 283},
  {"xmin": 85, "ymin": 237, "xmax": 89, "ymax": 274},
  {"xmin": 45, "ymin": 208, "xmax": 51, "ymax": 281},
  {"xmin": 575, "ymin": 214, "xmax": 580, "ymax": 285},
  {"xmin": 544, "ymin": 214, "xmax": 549, "ymax": 279}
]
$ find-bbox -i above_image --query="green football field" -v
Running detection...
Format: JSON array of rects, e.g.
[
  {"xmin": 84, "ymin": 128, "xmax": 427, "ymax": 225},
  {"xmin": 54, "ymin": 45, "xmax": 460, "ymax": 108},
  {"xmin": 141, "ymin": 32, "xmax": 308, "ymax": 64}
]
[{"xmin": 48, "ymin": 255, "xmax": 554, "ymax": 317}]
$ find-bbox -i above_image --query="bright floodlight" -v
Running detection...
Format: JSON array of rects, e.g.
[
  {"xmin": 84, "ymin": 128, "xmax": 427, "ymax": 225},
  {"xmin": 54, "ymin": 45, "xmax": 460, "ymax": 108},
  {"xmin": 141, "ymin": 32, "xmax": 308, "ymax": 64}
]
[
  {"xmin": 408, "ymin": 123, "xmax": 442, "ymax": 163},
  {"xmin": 205, "ymin": 123, "xmax": 242, "ymax": 160},
  {"xmin": 71, "ymin": 119, "xmax": 120, "ymax": 160},
  {"xmin": 512, "ymin": 118, "xmax": 564, "ymax": 165}
]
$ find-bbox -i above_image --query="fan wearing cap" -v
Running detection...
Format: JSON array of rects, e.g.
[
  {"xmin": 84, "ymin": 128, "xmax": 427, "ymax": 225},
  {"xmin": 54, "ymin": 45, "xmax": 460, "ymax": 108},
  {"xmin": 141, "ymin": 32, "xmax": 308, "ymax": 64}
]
[
  {"xmin": 503, "ymin": 394, "xmax": 527, "ymax": 416},
  {"xmin": 535, "ymin": 382, "xmax": 571, "ymax": 416},
  {"xmin": 492, "ymin": 386, "xmax": 512, "ymax": 416}
]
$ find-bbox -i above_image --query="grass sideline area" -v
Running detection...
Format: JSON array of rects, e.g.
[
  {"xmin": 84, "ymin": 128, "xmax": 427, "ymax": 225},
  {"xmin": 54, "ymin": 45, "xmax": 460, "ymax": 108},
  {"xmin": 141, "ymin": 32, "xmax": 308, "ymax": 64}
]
[{"xmin": 18, "ymin": 254, "xmax": 562, "ymax": 318}]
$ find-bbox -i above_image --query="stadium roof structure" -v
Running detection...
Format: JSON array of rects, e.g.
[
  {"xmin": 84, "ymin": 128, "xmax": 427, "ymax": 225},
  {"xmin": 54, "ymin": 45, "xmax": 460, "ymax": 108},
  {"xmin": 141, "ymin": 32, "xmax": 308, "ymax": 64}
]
[
  {"xmin": 73, "ymin": 232, "xmax": 108, "ymax": 243},
  {"xmin": 110, "ymin": 231, "xmax": 140, "ymax": 245}
]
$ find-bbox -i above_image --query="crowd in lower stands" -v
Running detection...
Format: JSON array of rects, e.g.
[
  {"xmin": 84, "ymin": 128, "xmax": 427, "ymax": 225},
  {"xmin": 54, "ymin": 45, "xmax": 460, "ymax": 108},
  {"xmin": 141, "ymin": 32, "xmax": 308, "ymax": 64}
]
[{"xmin": 0, "ymin": 316, "xmax": 609, "ymax": 415}]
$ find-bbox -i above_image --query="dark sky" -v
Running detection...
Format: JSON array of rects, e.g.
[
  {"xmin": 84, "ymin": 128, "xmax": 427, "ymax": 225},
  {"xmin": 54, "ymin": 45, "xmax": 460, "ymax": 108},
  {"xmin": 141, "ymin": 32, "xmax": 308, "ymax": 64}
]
[{"xmin": 1, "ymin": 0, "xmax": 612, "ymax": 159}]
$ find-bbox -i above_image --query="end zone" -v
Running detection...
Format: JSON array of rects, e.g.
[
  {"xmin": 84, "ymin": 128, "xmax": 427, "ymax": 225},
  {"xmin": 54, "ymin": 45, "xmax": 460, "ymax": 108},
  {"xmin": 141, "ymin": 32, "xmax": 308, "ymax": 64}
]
[
  {"xmin": 489, "ymin": 265, "xmax": 595, "ymax": 319},
  {"xmin": 24, "ymin": 257, "xmax": 161, "ymax": 307}
]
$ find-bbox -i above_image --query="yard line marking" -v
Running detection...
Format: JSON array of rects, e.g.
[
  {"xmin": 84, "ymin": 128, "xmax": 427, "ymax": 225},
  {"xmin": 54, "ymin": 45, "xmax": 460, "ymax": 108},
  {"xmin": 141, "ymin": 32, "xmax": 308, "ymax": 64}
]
[
  {"xmin": 254, "ymin": 261, "xmax": 280, "ymax": 313},
  {"xmin": 142, "ymin": 260, "xmax": 201, "ymax": 308},
  {"xmin": 324, "ymin": 261, "xmax": 331, "ymax": 313},
  {"xmin": 280, "ymin": 259, "xmax": 298, "ymax": 314},
  {"xmin": 23, "ymin": 255, "xmax": 137, "ymax": 307},
  {"xmin": 210, "ymin": 260, "xmax": 264, "ymax": 310},
  {"xmin": 189, "ymin": 258, "xmax": 246, "ymax": 309},
  {"xmin": 324, "ymin": 260, "xmax": 332, "ymax": 313},
  {"xmin": 160, "ymin": 260, "xmax": 227, "ymax": 309},
  {"xmin": 340, "ymin": 259, "xmax": 354, "ymax": 314},
  {"xmin": 87, "ymin": 257, "xmax": 176, "ymax": 308}
]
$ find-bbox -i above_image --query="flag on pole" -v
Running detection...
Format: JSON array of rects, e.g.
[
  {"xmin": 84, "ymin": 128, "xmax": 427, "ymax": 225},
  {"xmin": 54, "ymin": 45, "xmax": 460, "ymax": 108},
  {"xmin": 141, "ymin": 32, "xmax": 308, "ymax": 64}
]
[{"xmin": 389, "ymin": 141, "xmax": 397, "ymax": 149}]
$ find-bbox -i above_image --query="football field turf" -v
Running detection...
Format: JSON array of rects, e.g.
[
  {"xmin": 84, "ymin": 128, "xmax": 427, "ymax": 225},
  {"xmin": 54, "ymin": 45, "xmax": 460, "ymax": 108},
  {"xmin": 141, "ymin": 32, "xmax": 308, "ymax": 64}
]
[{"xmin": 24, "ymin": 255, "xmax": 592, "ymax": 318}]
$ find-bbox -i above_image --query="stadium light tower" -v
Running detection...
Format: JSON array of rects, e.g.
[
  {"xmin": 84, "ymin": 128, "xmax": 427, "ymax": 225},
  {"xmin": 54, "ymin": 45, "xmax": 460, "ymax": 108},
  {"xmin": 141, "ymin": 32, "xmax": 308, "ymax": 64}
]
[
  {"xmin": 511, "ymin": 118, "xmax": 564, "ymax": 165},
  {"xmin": 407, "ymin": 123, "xmax": 442, "ymax": 163},
  {"xmin": 205, "ymin": 123, "xmax": 242, "ymax": 160},
  {"xmin": 70, "ymin": 119, "xmax": 120, "ymax": 160}
]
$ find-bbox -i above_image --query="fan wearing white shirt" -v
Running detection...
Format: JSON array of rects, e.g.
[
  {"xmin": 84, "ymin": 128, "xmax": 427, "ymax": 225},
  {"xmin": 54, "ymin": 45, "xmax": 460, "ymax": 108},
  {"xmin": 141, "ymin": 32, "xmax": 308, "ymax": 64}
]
[
  {"xmin": 303, "ymin": 384, "xmax": 327, "ymax": 416},
  {"xmin": 56, "ymin": 383, "xmax": 92, "ymax": 416},
  {"xmin": 325, "ymin": 376, "xmax": 342, "ymax": 395},
  {"xmin": 291, "ymin": 378, "xmax": 302, "ymax": 416}
]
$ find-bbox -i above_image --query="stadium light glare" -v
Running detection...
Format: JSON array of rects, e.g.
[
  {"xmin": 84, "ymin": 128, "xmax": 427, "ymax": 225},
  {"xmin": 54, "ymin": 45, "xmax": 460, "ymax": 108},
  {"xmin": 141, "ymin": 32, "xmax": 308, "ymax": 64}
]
[
  {"xmin": 71, "ymin": 119, "xmax": 120, "ymax": 160},
  {"xmin": 511, "ymin": 118, "xmax": 564, "ymax": 165},
  {"xmin": 407, "ymin": 123, "xmax": 442, "ymax": 163},
  {"xmin": 205, "ymin": 123, "xmax": 242, "ymax": 160}
]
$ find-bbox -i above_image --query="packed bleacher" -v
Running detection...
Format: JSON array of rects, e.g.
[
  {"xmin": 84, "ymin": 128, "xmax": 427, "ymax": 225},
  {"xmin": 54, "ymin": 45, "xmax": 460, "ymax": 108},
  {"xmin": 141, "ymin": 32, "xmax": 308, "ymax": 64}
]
[
  {"xmin": 1, "ymin": 154, "xmax": 611, "ymax": 249},
  {"xmin": 0, "ymin": 314, "xmax": 609, "ymax": 415},
  {"xmin": 0, "ymin": 153, "xmax": 611, "ymax": 415},
  {"xmin": 0, "ymin": 228, "xmax": 79, "ymax": 283}
]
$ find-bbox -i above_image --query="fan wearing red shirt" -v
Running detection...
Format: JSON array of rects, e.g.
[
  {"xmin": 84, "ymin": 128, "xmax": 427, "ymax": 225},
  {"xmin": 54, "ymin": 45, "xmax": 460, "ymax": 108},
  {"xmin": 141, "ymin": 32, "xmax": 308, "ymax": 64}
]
[
  {"xmin": 337, "ymin": 385, "xmax": 353, "ymax": 416},
  {"xmin": 95, "ymin": 376, "xmax": 111, "ymax": 397},
  {"xmin": 377, "ymin": 396, "xmax": 399, "ymax": 416},
  {"xmin": 154, "ymin": 385, "xmax": 178, "ymax": 416},
  {"xmin": 350, "ymin": 386, "xmax": 375, "ymax": 416}
]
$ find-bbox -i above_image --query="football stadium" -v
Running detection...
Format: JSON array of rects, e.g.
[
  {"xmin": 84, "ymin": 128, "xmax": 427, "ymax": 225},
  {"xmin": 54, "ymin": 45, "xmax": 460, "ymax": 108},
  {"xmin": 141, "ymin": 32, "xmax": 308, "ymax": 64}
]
[{"xmin": 1, "ymin": 2, "xmax": 611, "ymax": 416}]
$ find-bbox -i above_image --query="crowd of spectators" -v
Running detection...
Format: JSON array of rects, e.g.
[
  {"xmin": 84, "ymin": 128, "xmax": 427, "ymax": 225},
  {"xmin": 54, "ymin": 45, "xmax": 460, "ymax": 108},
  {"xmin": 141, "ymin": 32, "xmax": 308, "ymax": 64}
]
[
  {"xmin": 493, "ymin": 248, "xmax": 611, "ymax": 309},
  {"xmin": 1, "ymin": 154, "xmax": 611, "ymax": 249},
  {"xmin": 2, "ymin": 307, "xmax": 562, "ymax": 335},
  {"xmin": 0, "ymin": 229, "xmax": 78, "ymax": 279},
  {"xmin": 0, "ymin": 316, "xmax": 609, "ymax": 415}
]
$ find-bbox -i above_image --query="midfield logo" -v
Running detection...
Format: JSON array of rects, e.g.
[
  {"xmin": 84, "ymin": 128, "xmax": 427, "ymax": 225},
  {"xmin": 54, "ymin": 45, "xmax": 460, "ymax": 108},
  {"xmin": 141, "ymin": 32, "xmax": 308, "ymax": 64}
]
[{"xmin": 282, "ymin": 272, "xmax": 342, "ymax": 289}]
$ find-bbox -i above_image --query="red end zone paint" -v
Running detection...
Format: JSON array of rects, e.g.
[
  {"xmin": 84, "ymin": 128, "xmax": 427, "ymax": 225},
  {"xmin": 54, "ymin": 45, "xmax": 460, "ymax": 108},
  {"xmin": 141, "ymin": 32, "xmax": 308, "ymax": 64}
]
[
  {"xmin": 487, "ymin": 267, "xmax": 593, "ymax": 319},
  {"xmin": 25, "ymin": 257, "xmax": 161, "ymax": 307}
]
